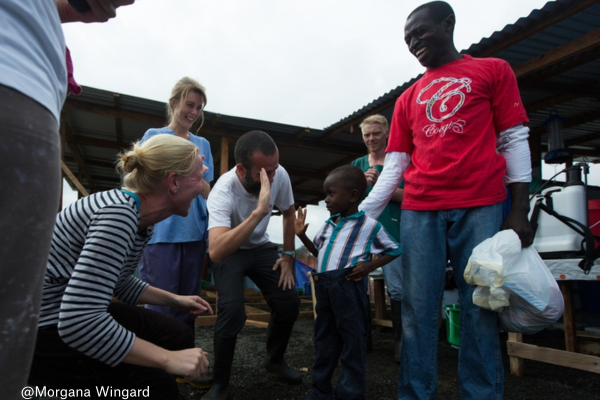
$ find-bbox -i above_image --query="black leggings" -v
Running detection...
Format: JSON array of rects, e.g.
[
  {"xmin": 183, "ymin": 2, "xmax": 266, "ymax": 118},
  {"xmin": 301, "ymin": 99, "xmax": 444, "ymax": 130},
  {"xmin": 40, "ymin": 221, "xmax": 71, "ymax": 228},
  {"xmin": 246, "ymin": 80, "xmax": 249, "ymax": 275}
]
[
  {"xmin": 0, "ymin": 85, "xmax": 61, "ymax": 399},
  {"xmin": 29, "ymin": 303, "xmax": 195, "ymax": 399}
]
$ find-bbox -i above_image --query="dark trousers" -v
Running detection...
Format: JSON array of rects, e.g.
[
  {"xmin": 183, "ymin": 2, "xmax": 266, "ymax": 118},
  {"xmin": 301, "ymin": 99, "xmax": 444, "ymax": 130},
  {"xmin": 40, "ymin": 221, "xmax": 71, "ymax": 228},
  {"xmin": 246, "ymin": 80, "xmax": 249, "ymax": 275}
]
[
  {"xmin": 307, "ymin": 268, "xmax": 370, "ymax": 400},
  {"xmin": 212, "ymin": 242, "xmax": 300, "ymax": 338},
  {"xmin": 140, "ymin": 240, "xmax": 207, "ymax": 324},
  {"xmin": 28, "ymin": 303, "xmax": 194, "ymax": 399},
  {"xmin": 0, "ymin": 85, "xmax": 61, "ymax": 400}
]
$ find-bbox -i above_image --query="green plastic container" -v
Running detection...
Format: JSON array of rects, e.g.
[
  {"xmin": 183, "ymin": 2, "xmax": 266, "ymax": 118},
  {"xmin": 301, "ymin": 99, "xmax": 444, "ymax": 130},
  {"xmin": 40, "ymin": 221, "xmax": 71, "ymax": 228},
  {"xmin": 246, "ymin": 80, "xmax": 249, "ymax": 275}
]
[{"xmin": 443, "ymin": 304, "xmax": 460, "ymax": 348}]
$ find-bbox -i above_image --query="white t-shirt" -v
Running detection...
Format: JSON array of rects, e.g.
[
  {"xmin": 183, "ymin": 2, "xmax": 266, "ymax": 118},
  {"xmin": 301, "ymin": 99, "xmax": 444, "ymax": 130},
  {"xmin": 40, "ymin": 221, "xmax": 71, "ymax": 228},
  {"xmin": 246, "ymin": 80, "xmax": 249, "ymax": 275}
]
[
  {"xmin": 207, "ymin": 166, "xmax": 294, "ymax": 249},
  {"xmin": 0, "ymin": 1, "xmax": 67, "ymax": 122}
]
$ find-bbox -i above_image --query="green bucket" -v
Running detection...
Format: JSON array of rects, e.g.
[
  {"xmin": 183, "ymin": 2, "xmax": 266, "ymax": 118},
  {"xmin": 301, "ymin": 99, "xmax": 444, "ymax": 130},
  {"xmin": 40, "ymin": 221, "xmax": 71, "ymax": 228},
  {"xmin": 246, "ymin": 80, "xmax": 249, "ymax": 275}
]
[{"xmin": 443, "ymin": 304, "xmax": 460, "ymax": 348}]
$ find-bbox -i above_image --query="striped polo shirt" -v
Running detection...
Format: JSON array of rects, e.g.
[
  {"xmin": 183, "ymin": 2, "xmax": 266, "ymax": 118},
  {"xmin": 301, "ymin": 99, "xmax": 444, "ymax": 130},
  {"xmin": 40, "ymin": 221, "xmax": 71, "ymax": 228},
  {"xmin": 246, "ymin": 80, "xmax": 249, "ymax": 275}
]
[
  {"xmin": 314, "ymin": 211, "xmax": 401, "ymax": 273},
  {"xmin": 40, "ymin": 189, "xmax": 152, "ymax": 367}
]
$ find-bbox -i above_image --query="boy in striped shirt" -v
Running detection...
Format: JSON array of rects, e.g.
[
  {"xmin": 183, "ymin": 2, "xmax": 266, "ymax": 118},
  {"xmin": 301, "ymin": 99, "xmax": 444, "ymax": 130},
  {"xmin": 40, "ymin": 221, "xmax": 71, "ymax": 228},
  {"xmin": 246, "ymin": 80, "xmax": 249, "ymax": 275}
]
[{"xmin": 295, "ymin": 165, "xmax": 401, "ymax": 400}]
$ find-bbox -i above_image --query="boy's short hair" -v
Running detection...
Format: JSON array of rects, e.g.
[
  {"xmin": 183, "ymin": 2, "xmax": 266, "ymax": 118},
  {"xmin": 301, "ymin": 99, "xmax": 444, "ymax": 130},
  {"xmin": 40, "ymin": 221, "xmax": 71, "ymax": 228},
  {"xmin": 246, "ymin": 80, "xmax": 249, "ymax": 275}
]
[{"xmin": 328, "ymin": 165, "xmax": 367, "ymax": 198}]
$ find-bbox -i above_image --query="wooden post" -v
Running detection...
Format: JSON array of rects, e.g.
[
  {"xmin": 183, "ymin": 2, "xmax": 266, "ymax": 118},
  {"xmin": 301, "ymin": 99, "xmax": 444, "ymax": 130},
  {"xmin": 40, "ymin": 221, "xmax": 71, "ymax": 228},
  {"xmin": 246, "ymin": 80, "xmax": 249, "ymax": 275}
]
[
  {"xmin": 61, "ymin": 161, "xmax": 89, "ymax": 197},
  {"xmin": 372, "ymin": 276, "xmax": 386, "ymax": 321},
  {"xmin": 220, "ymin": 136, "xmax": 230, "ymax": 176},
  {"xmin": 560, "ymin": 281, "xmax": 577, "ymax": 352},
  {"xmin": 508, "ymin": 332, "xmax": 525, "ymax": 377}
]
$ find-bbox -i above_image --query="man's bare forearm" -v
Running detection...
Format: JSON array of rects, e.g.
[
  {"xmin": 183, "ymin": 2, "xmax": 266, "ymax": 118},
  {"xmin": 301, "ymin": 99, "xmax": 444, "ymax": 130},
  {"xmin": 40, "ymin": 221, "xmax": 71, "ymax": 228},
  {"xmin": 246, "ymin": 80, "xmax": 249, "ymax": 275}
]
[{"xmin": 208, "ymin": 209, "xmax": 268, "ymax": 263}]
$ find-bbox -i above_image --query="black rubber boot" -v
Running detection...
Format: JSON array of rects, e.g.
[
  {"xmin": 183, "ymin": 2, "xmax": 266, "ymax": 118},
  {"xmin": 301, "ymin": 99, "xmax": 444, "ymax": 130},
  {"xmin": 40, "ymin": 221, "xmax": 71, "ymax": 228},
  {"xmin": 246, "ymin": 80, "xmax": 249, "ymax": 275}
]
[
  {"xmin": 183, "ymin": 375, "xmax": 214, "ymax": 390},
  {"xmin": 183, "ymin": 318, "xmax": 216, "ymax": 389},
  {"xmin": 391, "ymin": 300, "xmax": 403, "ymax": 364},
  {"xmin": 264, "ymin": 321, "xmax": 302, "ymax": 384},
  {"xmin": 201, "ymin": 335, "xmax": 237, "ymax": 400}
]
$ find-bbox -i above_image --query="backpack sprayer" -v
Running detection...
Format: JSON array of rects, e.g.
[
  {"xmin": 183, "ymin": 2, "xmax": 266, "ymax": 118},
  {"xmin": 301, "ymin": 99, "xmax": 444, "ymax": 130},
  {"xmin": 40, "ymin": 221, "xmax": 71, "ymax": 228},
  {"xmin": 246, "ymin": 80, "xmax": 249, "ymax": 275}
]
[{"xmin": 528, "ymin": 161, "xmax": 599, "ymax": 274}]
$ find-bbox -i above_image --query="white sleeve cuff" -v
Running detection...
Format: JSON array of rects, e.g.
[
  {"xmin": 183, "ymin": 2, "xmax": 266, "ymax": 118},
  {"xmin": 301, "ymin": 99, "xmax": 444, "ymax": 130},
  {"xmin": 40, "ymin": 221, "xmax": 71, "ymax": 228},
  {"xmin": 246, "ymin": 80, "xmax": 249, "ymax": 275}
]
[
  {"xmin": 497, "ymin": 124, "xmax": 532, "ymax": 184},
  {"xmin": 359, "ymin": 151, "xmax": 410, "ymax": 219}
]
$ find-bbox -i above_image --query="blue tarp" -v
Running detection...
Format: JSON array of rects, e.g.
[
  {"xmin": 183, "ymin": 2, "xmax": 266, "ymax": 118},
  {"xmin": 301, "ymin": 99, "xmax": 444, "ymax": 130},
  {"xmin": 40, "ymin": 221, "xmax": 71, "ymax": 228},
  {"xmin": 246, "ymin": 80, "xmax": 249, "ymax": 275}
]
[{"xmin": 295, "ymin": 260, "xmax": 312, "ymax": 289}]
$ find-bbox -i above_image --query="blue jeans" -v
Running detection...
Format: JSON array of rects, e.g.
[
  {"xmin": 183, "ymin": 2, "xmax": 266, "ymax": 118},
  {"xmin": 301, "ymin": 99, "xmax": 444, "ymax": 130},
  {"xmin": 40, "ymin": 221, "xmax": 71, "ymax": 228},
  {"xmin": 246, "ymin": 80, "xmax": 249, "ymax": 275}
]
[
  {"xmin": 381, "ymin": 255, "xmax": 403, "ymax": 301},
  {"xmin": 305, "ymin": 268, "xmax": 370, "ymax": 400},
  {"xmin": 399, "ymin": 204, "xmax": 504, "ymax": 400}
]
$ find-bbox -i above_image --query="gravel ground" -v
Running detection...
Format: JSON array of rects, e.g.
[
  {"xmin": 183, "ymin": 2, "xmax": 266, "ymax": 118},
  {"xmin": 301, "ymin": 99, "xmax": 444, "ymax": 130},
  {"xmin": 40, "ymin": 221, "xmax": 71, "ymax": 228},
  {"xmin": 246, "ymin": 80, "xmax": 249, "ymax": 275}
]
[{"xmin": 179, "ymin": 315, "xmax": 600, "ymax": 400}]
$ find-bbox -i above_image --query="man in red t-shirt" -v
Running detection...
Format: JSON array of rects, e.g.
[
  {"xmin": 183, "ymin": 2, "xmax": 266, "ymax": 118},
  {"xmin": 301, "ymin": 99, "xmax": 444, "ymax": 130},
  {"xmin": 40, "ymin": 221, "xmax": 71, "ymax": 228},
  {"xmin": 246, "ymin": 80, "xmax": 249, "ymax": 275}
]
[{"xmin": 359, "ymin": 2, "xmax": 533, "ymax": 399}]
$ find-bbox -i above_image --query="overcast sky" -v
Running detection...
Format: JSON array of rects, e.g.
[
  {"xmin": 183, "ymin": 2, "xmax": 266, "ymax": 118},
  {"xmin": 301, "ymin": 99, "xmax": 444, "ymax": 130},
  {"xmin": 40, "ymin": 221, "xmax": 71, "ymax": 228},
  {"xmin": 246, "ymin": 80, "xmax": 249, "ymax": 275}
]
[{"xmin": 60, "ymin": 0, "xmax": 597, "ymax": 246}]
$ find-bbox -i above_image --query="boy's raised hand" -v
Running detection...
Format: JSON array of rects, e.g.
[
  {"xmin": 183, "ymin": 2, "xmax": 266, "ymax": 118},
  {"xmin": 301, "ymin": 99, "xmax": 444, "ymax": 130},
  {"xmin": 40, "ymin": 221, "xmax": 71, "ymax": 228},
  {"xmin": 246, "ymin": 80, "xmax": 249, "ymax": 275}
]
[
  {"xmin": 294, "ymin": 206, "xmax": 319, "ymax": 258},
  {"xmin": 294, "ymin": 206, "xmax": 309, "ymax": 237}
]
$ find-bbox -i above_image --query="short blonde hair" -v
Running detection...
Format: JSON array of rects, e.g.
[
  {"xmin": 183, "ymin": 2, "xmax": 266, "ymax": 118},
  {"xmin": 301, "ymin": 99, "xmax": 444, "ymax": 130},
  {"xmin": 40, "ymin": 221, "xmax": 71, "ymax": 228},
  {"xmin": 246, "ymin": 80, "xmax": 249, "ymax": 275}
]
[
  {"xmin": 167, "ymin": 77, "xmax": 207, "ymax": 132},
  {"xmin": 116, "ymin": 134, "xmax": 199, "ymax": 193},
  {"xmin": 360, "ymin": 114, "xmax": 389, "ymax": 131}
]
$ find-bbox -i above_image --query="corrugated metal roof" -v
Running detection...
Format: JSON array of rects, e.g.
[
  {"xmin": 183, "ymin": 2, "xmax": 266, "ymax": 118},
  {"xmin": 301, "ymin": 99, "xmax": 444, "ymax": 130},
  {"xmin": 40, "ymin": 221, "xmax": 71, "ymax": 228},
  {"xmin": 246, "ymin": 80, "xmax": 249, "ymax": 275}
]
[{"xmin": 62, "ymin": 85, "xmax": 364, "ymax": 205}]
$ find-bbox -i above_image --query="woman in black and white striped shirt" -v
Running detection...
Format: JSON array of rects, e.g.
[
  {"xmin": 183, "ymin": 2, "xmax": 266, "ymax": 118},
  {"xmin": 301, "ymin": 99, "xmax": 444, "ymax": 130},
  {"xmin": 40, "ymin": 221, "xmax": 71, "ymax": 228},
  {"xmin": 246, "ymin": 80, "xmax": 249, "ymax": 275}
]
[{"xmin": 29, "ymin": 134, "xmax": 213, "ymax": 399}]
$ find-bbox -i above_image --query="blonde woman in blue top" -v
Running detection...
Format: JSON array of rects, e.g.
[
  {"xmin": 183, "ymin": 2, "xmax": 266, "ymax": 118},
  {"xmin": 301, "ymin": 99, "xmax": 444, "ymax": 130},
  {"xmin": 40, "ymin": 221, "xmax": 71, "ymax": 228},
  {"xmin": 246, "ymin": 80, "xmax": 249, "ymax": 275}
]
[
  {"xmin": 139, "ymin": 77, "xmax": 214, "ymax": 334},
  {"xmin": 295, "ymin": 165, "xmax": 401, "ymax": 400}
]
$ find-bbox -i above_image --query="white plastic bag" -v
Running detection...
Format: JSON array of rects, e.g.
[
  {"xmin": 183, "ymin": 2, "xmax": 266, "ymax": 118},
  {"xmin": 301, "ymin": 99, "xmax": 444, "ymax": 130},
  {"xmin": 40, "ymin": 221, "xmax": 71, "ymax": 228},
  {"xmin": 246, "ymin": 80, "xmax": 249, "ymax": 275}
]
[{"xmin": 464, "ymin": 230, "xmax": 564, "ymax": 334}]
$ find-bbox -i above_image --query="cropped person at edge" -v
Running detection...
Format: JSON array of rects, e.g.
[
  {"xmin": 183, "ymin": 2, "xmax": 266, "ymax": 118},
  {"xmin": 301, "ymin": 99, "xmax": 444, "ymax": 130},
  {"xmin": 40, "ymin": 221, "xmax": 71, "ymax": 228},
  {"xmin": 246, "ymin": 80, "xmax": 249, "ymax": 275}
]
[{"xmin": 0, "ymin": 1, "xmax": 136, "ymax": 398}]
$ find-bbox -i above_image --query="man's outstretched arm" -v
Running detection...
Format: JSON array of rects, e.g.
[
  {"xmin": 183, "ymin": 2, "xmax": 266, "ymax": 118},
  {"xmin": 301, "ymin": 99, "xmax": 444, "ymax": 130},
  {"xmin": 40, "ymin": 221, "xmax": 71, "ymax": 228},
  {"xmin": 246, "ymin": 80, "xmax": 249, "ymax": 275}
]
[{"xmin": 359, "ymin": 151, "xmax": 410, "ymax": 219}]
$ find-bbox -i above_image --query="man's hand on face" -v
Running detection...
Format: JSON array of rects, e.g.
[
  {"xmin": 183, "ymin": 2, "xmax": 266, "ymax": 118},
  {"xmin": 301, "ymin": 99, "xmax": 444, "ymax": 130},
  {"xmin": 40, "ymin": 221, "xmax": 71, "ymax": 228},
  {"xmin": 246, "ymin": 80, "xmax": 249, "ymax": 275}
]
[{"xmin": 256, "ymin": 168, "xmax": 271, "ymax": 217}]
